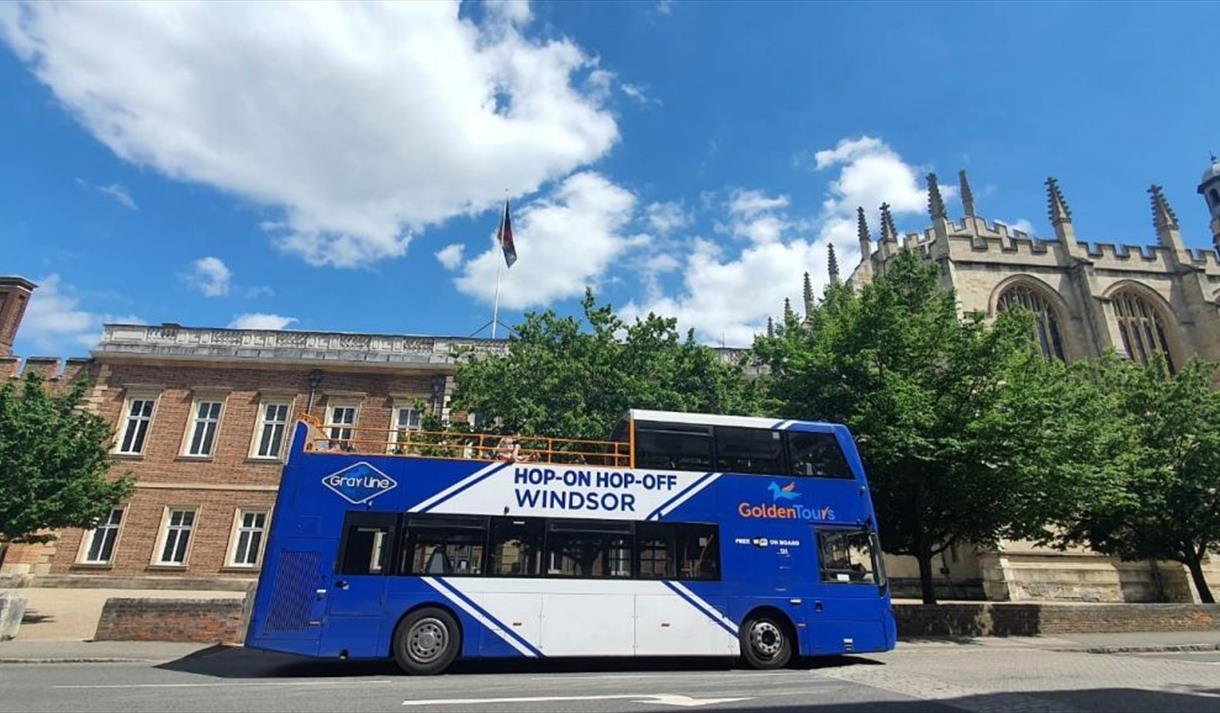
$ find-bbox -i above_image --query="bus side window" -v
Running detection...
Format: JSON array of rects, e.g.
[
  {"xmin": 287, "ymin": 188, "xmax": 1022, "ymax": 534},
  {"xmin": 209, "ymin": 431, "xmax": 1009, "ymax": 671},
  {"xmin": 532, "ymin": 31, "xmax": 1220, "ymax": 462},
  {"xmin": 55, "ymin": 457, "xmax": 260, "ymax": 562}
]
[
  {"xmin": 402, "ymin": 514, "xmax": 488, "ymax": 576},
  {"xmin": 676, "ymin": 523, "xmax": 719, "ymax": 581},
  {"xmin": 337, "ymin": 512, "xmax": 397, "ymax": 575},
  {"xmin": 786, "ymin": 431, "xmax": 854, "ymax": 479},
  {"xmin": 635, "ymin": 522, "xmax": 675, "ymax": 579},
  {"xmin": 634, "ymin": 421, "xmax": 713, "ymax": 471},
  {"xmin": 487, "ymin": 517, "xmax": 543, "ymax": 576},
  {"xmin": 545, "ymin": 520, "xmax": 633, "ymax": 578},
  {"xmin": 714, "ymin": 426, "xmax": 786, "ymax": 475}
]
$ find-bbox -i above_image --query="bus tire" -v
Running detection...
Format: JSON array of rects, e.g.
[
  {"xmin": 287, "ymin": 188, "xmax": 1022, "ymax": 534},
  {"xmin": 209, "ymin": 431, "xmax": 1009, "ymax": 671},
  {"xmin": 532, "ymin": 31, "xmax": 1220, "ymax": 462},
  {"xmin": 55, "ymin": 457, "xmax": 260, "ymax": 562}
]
[
  {"xmin": 739, "ymin": 613, "xmax": 793, "ymax": 669},
  {"xmin": 392, "ymin": 607, "xmax": 461, "ymax": 675}
]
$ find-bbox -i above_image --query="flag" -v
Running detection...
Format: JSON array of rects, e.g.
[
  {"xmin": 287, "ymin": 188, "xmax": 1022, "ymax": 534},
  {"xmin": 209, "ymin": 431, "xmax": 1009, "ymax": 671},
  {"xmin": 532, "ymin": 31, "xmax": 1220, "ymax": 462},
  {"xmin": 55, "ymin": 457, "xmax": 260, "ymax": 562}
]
[{"xmin": 497, "ymin": 199, "xmax": 517, "ymax": 268}]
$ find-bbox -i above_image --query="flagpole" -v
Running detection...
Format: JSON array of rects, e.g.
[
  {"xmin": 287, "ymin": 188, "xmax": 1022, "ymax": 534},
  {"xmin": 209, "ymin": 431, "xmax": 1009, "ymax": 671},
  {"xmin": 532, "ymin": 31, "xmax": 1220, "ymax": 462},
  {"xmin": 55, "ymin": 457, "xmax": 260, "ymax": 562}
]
[
  {"xmin": 491, "ymin": 252, "xmax": 503, "ymax": 339},
  {"xmin": 491, "ymin": 192, "xmax": 507, "ymax": 339}
]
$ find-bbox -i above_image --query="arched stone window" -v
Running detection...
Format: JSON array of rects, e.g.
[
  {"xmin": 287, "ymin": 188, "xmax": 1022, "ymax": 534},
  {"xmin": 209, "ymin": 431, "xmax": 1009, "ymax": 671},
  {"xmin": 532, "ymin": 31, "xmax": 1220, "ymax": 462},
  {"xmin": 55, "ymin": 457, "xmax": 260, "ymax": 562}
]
[
  {"xmin": 997, "ymin": 285, "xmax": 1066, "ymax": 360},
  {"xmin": 1112, "ymin": 290, "xmax": 1176, "ymax": 373}
]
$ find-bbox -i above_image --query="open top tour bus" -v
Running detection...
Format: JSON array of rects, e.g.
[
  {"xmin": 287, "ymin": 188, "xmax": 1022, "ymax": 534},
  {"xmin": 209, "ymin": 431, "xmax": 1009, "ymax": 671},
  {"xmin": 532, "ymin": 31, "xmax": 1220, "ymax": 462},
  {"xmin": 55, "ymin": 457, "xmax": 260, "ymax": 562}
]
[{"xmin": 246, "ymin": 410, "xmax": 896, "ymax": 674}]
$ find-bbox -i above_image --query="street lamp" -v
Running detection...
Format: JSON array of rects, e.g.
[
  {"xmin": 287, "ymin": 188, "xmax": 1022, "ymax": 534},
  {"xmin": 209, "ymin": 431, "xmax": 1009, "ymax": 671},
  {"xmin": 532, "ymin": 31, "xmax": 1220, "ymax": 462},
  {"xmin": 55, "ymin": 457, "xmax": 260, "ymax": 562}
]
[{"xmin": 305, "ymin": 369, "xmax": 324, "ymax": 415}]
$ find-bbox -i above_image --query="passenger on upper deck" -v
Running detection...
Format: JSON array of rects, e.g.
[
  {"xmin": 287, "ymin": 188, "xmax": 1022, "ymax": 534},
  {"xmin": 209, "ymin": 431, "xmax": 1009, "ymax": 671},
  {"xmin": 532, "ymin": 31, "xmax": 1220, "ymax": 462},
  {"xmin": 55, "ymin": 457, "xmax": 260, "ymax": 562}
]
[{"xmin": 494, "ymin": 435, "xmax": 522, "ymax": 462}]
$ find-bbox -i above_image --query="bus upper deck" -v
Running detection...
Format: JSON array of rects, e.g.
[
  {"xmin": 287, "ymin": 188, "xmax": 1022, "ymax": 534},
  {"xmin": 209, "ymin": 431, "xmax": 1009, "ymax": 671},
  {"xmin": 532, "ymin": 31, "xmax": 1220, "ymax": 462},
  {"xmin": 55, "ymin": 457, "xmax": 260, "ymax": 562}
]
[{"xmin": 302, "ymin": 408, "xmax": 861, "ymax": 482}]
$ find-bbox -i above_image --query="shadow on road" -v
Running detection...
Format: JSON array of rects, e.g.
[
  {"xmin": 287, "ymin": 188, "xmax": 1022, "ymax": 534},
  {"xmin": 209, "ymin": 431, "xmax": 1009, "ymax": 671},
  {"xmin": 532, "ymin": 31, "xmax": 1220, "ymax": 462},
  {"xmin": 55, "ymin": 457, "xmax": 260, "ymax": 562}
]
[
  {"xmin": 157, "ymin": 646, "xmax": 882, "ymax": 679},
  {"xmin": 743, "ymin": 688, "xmax": 1220, "ymax": 713}
]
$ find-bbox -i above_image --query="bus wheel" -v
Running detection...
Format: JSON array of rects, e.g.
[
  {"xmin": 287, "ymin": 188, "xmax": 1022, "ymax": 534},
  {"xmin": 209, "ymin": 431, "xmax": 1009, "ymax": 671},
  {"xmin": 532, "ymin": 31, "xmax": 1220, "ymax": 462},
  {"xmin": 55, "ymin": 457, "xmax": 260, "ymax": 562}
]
[
  {"xmin": 740, "ymin": 614, "xmax": 792, "ymax": 669},
  {"xmin": 393, "ymin": 607, "xmax": 461, "ymax": 675}
]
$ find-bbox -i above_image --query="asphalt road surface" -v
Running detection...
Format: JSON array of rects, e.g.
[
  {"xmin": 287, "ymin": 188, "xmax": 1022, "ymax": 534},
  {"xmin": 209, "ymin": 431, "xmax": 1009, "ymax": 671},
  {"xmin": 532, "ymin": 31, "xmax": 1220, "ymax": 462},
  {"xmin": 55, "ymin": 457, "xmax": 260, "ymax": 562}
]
[{"xmin": 3, "ymin": 642, "xmax": 1220, "ymax": 713}]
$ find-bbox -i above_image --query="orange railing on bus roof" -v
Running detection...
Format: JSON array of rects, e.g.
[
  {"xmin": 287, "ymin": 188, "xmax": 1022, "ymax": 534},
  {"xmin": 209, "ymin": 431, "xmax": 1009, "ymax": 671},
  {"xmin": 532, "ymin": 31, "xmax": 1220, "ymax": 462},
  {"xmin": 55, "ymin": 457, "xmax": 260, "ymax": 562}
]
[{"xmin": 296, "ymin": 415, "xmax": 631, "ymax": 467}]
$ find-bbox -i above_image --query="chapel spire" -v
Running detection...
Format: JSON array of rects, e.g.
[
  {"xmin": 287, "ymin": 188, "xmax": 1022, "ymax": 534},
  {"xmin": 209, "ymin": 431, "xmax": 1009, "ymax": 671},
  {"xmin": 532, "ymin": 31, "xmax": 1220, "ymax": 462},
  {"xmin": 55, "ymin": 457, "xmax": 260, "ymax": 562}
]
[
  {"xmin": 827, "ymin": 243, "xmax": 840, "ymax": 286},
  {"xmin": 958, "ymin": 169, "xmax": 975, "ymax": 218},
  {"xmin": 926, "ymin": 173, "xmax": 947, "ymax": 222}
]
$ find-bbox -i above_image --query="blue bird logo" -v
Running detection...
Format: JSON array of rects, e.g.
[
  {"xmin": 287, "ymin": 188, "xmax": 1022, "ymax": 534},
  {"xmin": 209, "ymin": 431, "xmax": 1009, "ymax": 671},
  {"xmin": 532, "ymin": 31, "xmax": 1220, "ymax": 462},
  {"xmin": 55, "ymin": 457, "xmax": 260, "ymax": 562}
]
[{"xmin": 768, "ymin": 481, "xmax": 800, "ymax": 502}]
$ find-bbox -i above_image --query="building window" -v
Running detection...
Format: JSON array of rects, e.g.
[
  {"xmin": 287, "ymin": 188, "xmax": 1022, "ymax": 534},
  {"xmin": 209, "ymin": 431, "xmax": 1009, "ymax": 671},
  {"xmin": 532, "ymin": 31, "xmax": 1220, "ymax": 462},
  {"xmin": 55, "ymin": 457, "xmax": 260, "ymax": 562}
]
[
  {"xmin": 80, "ymin": 508, "xmax": 124, "ymax": 564},
  {"xmin": 155, "ymin": 508, "xmax": 197, "ymax": 566},
  {"xmin": 1112, "ymin": 291, "xmax": 1176, "ymax": 373},
  {"xmin": 325, "ymin": 402, "xmax": 359, "ymax": 448},
  {"xmin": 388, "ymin": 406, "xmax": 422, "ymax": 453},
  {"xmin": 997, "ymin": 285, "xmax": 1066, "ymax": 361},
  {"xmin": 252, "ymin": 402, "xmax": 292, "ymax": 459},
  {"xmin": 184, "ymin": 400, "xmax": 224, "ymax": 457},
  {"xmin": 116, "ymin": 396, "xmax": 157, "ymax": 455},
  {"xmin": 227, "ymin": 509, "xmax": 268, "ymax": 567}
]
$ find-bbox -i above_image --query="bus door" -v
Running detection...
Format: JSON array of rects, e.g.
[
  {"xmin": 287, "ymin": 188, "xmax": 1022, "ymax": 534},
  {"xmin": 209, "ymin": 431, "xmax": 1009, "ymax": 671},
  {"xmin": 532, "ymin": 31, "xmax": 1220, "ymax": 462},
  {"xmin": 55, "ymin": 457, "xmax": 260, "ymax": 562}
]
[
  {"xmin": 808, "ymin": 527, "xmax": 889, "ymax": 654},
  {"xmin": 320, "ymin": 512, "xmax": 397, "ymax": 657}
]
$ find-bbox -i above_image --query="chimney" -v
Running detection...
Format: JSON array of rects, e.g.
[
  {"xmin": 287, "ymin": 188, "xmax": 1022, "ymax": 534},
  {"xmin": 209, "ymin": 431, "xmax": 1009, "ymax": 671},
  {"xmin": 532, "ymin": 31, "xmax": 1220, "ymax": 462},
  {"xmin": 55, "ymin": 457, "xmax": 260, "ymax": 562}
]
[{"xmin": 0, "ymin": 276, "xmax": 37, "ymax": 357}]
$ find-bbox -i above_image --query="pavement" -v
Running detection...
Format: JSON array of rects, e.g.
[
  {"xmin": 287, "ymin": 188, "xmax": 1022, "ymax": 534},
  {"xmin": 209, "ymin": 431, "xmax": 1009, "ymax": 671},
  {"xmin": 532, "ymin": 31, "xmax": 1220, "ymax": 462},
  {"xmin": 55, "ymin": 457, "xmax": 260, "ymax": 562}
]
[
  {"xmin": 8, "ymin": 587, "xmax": 245, "ymax": 641},
  {"xmin": 2, "ymin": 633, "xmax": 1220, "ymax": 712}
]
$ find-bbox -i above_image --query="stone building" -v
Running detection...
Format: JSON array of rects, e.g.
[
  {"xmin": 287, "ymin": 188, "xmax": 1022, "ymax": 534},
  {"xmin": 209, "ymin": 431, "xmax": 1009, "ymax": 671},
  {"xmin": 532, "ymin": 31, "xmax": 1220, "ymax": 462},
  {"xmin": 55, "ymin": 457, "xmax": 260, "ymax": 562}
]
[
  {"xmin": 0, "ymin": 319, "xmax": 503, "ymax": 586},
  {"xmin": 841, "ymin": 157, "xmax": 1220, "ymax": 602}
]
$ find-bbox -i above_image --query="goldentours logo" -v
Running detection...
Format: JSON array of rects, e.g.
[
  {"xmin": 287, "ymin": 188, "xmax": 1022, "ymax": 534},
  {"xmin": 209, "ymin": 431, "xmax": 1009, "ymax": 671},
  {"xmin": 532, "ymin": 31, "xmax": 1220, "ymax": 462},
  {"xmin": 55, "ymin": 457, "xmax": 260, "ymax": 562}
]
[
  {"xmin": 738, "ymin": 480, "xmax": 834, "ymax": 521},
  {"xmin": 322, "ymin": 462, "xmax": 398, "ymax": 504}
]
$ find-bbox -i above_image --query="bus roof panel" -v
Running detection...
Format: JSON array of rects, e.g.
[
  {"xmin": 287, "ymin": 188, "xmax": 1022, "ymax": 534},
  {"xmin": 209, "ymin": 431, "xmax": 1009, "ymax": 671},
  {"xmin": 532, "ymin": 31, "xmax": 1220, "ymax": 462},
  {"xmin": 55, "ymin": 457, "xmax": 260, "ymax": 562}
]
[{"xmin": 628, "ymin": 409, "xmax": 838, "ymax": 431}]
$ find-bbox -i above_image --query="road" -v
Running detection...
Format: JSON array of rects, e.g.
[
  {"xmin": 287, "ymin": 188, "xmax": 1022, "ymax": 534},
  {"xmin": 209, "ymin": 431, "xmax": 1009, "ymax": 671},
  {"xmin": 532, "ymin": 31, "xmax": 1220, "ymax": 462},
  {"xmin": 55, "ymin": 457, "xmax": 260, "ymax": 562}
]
[{"xmin": 2, "ymin": 640, "xmax": 1219, "ymax": 713}]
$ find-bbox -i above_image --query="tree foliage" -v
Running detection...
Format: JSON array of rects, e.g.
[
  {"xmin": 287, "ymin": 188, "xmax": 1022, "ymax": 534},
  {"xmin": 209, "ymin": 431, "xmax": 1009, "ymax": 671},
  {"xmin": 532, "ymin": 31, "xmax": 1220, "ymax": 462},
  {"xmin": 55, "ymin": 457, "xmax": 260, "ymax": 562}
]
[
  {"xmin": 753, "ymin": 250, "xmax": 1098, "ymax": 603},
  {"xmin": 0, "ymin": 374, "xmax": 133, "ymax": 545},
  {"xmin": 453, "ymin": 290, "xmax": 763, "ymax": 441},
  {"xmin": 1056, "ymin": 355, "xmax": 1220, "ymax": 603}
]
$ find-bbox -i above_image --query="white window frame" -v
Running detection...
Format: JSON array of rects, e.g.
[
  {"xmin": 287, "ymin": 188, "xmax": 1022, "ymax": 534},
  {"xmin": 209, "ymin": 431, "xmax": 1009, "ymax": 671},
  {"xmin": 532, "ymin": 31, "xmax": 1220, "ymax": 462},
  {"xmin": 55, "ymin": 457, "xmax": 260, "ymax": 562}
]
[
  {"xmin": 387, "ymin": 402, "xmax": 423, "ymax": 453},
  {"xmin": 152, "ymin": 507, "xmax": 198, "ymax": 567},
  {"xmin": 114, "ymin": 391, "xmax": 159, "ymax": 456},
  {"xmin": 324, "ymin": 400, "xmax": 361, "ymax": 449},
  {"xmin": 249, "ymin": 399, "xmax": 294, "ymax": 460},
  {"xmin": 77, "ymin": 507, "xmax": 126, "ymax": 565},
  {"xmin": 226, "ymin": 508, "xmax": 270, "ymax": 568},
  {"xmin": 181, "ymin": 397, "xmax": 226, "ymax": 458}
]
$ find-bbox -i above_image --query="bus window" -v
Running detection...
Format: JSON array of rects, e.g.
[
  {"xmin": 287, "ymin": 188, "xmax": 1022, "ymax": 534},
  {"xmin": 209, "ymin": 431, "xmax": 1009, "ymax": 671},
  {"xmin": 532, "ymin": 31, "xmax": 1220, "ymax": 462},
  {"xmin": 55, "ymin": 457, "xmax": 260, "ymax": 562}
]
[
  {"xmin": 545, "ymin": 520, "xmax": 633, "ymax": 578},
  {"xmin": 714, "ymin": 426, "xmax": 785, "ymax": 475},
  {"xmin": 337, "ymin": 512, "xmax": 397, "ymax": 575},
  {"xmin": 787, "ymin": 431, "xmax": 853, "ymax": 479},
  {"xmin": 635, "ymin": 522, "xmax": 675, "ymax": 579},
  {"xmin": 634, "ymin": 421, "xmax": 713, "ymax": 471},
  {"xmin": 676, "ymin": 523, "xmax": 720, "ymax": 581},
  {"xmin": 403, "ymin": 515, "xmax": 488, "ymax": 576},
  {"xmin": 487, "ymin": 517, "xmax": 543, "ymax": 576},
  {"xmin": 817, "ymin": 529, "xmax": 880, "ymax": 585}
]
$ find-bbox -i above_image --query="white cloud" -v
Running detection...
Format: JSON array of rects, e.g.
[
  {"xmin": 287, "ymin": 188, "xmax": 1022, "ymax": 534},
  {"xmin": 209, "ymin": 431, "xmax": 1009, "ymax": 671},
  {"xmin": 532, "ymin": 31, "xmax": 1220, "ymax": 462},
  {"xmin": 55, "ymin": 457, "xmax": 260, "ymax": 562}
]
[
  {"xmin": 645, "ymin": 201, "xmax": 690, "ymax": 236},
  {"xmin": 656, "ymin": 0, "xmax": 674, "ymax": 14},
  {"xmin": 2, "ymin": 2, "xmax": 619, "ymax": 268},
  {"xmin": 624, "ymin": 136, "xmax": 940, "ymax": 344},
  {"xmin": 728, "ymin": 189, "xmax": 790, "ymax": 218},
  {"xmin": 435, "ymin": 243, "xmax": 466, "ymax": 271},
  {"xmin": 97, "ymin": 183, "xmax": 137, "ymax": 210},
  {"xmin": 19, "ymin": 274, "xmax": 143, "ymax": 351},
  {"xmin": 453, "ymin": 172, "xmax": 642, "ymax": 309},
  {"xmin": 227, "ymin": 313, "xmax": 298, "ymax": 330},
  {"xmin": 186, "ymin": 256, "xmax": 232, "ymax": 297},
  {"xmin": 620, "ymin": 83, "xmax": 659, "ymax": 105},
  {"xmin": 73, "ymin": 178, "xmax": 137, "ymax": 210}
]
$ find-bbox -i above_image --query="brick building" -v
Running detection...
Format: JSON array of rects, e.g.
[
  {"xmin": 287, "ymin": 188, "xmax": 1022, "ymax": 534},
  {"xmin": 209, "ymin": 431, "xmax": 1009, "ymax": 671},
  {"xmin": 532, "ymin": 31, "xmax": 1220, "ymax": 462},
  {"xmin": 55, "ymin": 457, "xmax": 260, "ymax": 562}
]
[{"xmin": 1, "ymin": 316, "xmax": 503, "ymax": 586}]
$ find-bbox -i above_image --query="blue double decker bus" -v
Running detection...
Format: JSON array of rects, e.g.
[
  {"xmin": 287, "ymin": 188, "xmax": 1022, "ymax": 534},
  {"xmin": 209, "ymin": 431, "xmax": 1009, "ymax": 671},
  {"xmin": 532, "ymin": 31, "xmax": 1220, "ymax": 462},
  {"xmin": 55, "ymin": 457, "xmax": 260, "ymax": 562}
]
[{"xmin": 246, "ymin": 410, "xmax": 895, "ymax": 674}]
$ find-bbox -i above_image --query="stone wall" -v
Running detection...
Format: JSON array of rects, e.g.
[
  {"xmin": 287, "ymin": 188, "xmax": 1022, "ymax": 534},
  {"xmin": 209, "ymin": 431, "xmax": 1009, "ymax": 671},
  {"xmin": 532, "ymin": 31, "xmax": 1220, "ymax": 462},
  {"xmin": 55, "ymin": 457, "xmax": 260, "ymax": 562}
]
[
  {"xmin": 895, "ymin": 603, "xmax": 1220, "ymax": 637},
  {"xmin": 93, "ymin": 598, "xmax": 245, "ymax": 643}
]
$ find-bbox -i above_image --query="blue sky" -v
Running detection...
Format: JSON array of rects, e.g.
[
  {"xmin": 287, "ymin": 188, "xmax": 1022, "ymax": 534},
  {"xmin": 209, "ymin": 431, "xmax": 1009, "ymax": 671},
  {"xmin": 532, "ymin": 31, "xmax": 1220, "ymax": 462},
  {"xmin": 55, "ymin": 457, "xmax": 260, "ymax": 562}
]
[{"xmin": 2, "ymin": 1, "xmax": 1218, "ymax": 355}]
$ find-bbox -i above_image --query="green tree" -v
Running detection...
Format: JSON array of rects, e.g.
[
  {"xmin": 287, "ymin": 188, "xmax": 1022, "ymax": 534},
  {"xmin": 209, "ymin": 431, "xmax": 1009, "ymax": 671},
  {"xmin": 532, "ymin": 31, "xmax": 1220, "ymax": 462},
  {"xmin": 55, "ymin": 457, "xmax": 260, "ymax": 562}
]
[
  {"xmin": 0, "ymin": 374, "xmax": 133, "ymax": 548},
  {"xmin": 753, "ymin": 249, "xmax": 1099, "ymax": 604},
  {"xmin": 453, "ymin": 290, "xmax": 763, "ymax": 442},
  {"xmin": 1058, "ymin": 355, "xmax": 1220, "ymax": 603}
]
